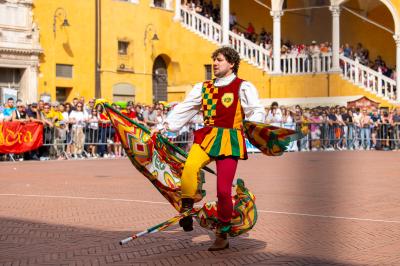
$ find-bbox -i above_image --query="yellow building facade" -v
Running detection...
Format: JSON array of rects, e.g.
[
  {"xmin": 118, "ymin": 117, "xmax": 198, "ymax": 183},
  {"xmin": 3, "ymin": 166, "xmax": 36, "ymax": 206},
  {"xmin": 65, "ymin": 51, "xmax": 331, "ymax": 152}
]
[{"xmin": 33, "ymin": 0, "xmax": 400, "ymax": 106}]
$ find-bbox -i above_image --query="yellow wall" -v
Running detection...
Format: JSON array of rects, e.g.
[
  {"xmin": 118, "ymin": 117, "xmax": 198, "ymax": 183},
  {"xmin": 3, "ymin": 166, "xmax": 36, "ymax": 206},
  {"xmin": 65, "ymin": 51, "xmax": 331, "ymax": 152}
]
[
  {"xmin": 267, "ymin": 73, "xmax": 396, "ymax": 107},
  {"xmin": 100, "ymin": 0, "xmax": 218, "ymax": 104},
  {"xmin": 33, "ymin": 0, "xmax": 96, "ymax": 102}
]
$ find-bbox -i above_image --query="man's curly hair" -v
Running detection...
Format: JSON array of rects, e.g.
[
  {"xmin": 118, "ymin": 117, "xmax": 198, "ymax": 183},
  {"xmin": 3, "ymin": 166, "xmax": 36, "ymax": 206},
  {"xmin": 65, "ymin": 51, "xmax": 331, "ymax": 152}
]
[{"xmin": 211, "ymin": 47, "xmax": 241, "ymax": 74}]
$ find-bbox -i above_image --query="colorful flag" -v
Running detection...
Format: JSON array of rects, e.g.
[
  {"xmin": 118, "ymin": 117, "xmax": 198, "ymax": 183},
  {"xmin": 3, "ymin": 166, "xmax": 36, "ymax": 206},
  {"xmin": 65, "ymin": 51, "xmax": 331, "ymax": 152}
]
[
  {"xmin": 104, "ymin": 104, "xmax": 259, "ymax": 241},
  {"xmin": 243, "ymin": 120, "xmax": 303, "ymax": 156}
]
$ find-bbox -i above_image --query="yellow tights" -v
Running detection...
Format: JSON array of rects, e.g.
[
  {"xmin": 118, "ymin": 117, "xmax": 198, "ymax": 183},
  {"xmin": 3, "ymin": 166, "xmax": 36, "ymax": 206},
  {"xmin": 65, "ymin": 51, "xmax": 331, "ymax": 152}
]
[{"xmin": 181, "ymin": 144, "xmax": 211, "ymax": 198}]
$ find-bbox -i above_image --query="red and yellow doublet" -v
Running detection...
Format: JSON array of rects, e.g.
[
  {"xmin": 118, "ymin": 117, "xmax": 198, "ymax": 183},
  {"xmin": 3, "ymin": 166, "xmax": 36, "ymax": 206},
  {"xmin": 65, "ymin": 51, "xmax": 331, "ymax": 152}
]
[{"xmin": 193, "ymin": 77, "xmax": 247, "ymax": 159}]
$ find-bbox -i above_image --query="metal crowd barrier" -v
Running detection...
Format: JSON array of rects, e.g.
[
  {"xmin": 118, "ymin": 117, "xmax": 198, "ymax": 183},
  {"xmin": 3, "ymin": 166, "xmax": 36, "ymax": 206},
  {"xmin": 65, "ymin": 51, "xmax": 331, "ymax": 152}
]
[
  {"xmin": 3, "ymin": 121, "xmax": 400, "ymax": 162},
  {"xmin": 41, "ymin": 122, "xmax": 400, "ymax": 154}
]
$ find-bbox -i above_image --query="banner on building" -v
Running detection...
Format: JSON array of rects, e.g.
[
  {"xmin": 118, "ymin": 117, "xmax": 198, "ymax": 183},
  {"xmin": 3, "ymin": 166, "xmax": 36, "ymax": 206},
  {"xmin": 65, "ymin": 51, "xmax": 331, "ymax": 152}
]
[
  {"xmin": 0, "ymin": 122, "xmax": 43, "ymax": 153},
  {"xmin": 347, "ymin": 96, "xmax": 380, "ymax": 109}
]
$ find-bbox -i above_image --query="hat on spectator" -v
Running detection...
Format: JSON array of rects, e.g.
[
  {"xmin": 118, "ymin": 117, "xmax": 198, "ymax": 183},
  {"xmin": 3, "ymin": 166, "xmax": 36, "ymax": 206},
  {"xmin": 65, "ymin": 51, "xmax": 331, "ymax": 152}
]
[
  {"xmin": 31, "ymin": 102, "xmax": 38, "ymax": 107},
  {"xmin": 52, "ymin": 101, "xmax": 60, "ymax": 107},
  {"xmin": 311, "ymin": 40, "xmax": 317, "ymax": 44}
]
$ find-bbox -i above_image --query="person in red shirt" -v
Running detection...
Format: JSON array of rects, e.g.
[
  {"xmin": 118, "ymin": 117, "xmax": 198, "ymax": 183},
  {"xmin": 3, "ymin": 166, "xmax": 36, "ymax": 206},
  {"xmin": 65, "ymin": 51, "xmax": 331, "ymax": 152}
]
[
  {"xmin": 245, "ymin": 22, "xmax": 255, "ymax": 39},
  {"xmin": 123, "ymin": 101, "xmax": 137, "ymax": 120}
]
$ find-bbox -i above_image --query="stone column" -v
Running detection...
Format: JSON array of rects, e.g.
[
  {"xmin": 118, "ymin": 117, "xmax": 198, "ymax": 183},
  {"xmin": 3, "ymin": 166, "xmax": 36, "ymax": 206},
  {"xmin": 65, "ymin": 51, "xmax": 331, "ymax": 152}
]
[
  {"xmin": 221, "ymin": 0, "xmax": 229, "ymax": 45},
  {"xmin": 394, "ymin": 34, "xmax": 400, "ymax": 102},
  {"xmin": 26, "ymin": 65, "xmax": 38, "ymax": 103},
  {"xmin": 174, "ymin": 0, "xmax": 181, "ymax": 21},
  {"xmin": 271, "ymin": 10, "xmax": 283, "ymax": 74},
  {"xmin": 330, "ymin": 5, "xmax": 341, "ymax": 72}
]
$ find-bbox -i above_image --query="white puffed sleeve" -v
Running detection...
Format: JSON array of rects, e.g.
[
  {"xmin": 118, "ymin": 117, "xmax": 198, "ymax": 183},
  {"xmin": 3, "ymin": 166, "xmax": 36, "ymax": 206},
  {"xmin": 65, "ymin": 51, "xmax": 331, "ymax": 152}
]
[
  {"xmin": 239, "ymin": 81, "xmax": 266, "ymax": 123},
  {"xmin": 166, "ymin": 83, "xmax": 203, "ymax": 132}
]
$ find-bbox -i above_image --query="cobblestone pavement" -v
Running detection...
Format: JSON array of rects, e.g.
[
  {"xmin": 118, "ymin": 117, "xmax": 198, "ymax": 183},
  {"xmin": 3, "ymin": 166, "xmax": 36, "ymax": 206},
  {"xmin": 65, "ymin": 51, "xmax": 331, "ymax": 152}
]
[{"xmin": 0, "ymin": 151, "xmax": 400, "ymax": 265}]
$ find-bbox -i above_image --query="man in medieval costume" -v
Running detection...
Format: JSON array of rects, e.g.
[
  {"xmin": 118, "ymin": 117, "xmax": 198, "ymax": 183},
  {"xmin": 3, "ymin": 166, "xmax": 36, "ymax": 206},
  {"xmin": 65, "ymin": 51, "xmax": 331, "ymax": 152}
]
[{"xmin": 165, "ymin": 47, "xmax": 266, "ymax": 251}]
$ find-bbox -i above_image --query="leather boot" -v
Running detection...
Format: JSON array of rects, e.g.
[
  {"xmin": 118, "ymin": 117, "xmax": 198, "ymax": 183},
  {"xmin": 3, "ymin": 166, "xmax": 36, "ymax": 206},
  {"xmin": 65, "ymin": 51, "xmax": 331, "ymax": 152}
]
[
  {"xmin": 208, "ymin": 232, "xmax": 229, "ymax": 251},
  {"xmin": 208, "ymin": 222, "xmax": 230, "ymax": 251},
  {"xmin": 179, "ymin": 198, "xmax": 194, "ymax": 232}
]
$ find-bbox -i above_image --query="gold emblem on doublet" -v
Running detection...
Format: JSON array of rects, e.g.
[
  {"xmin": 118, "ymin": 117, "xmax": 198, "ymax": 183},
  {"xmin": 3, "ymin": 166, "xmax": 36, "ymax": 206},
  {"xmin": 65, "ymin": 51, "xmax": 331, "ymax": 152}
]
[{"xmin": 221, "ymin": 93, "xmax": 234, "ymax": 108}]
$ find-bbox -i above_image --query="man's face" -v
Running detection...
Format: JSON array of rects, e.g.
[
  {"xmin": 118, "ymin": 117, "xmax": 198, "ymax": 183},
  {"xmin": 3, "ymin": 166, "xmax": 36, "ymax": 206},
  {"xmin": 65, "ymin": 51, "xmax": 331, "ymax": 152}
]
[
  {"xmin": 43, "ymin": 105, "xmax": 50, "ymax": 113},
  {"xmin": 213, "ymin": 53, "xmax": 234, "ymax": 78},
  {"xmin": 17, "ymin": 105, "xmax": 25, "ymax": 113},
  {"xmin": 7, "ymin": 99, "xmax": 14, "ymax": 108}
]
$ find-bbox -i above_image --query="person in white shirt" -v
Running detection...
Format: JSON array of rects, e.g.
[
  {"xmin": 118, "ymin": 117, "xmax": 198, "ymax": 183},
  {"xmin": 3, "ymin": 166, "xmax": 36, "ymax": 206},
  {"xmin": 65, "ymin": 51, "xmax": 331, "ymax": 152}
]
[
  {"xmin": 164, "ymin": 47, "xmax": 265, "ymax": 251},
  {"xmin": 69, "ymin": 103, "xmax": 88, "ymax": 158},
  {"xmin": 265, "ymin": 101, "xmax": 283, "ymax": 127}
]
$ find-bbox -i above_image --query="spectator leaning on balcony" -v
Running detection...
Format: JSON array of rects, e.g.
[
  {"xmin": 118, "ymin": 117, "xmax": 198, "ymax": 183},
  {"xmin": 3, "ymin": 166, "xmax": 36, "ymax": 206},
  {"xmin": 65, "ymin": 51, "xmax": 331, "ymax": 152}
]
[
  {"xmin": 69, "ymin": 102, "xmax": 87, "ymax": 159},
  {"xmin": 229, "ymin": 12, "xmax": 237, "ymax": 29},
  {"xmin": 245, "ymin": 22, "xmax": 255, "ymax": 40},
  {"xmin": 343, "ymin": 43, "xmax": 352, "ymax": 58},
  {"xmin": 310, "ymin": 41, "xmax": 320, "ymax": 56}
]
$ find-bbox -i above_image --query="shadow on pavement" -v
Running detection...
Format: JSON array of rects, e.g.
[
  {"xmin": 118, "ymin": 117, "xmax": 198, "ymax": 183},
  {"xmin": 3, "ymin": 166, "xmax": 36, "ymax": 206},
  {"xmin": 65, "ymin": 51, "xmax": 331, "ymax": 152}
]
[{"xmin": 0, "ymin": 216, "xmax": 354, "ymax": 265}]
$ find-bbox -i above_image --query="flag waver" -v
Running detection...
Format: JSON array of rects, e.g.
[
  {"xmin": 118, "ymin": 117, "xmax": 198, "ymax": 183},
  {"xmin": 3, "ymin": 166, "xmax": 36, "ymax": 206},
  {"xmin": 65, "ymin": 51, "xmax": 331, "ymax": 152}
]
[{"xmin": 103, "ymin": 104, "xmax": 262, "ymax": 243}]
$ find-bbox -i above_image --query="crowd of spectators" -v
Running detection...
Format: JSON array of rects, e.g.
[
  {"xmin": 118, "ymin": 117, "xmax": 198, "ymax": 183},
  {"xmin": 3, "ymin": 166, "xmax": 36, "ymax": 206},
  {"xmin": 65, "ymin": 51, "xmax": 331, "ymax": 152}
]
[
  {"xmin": 0, "ymin": 97, "xmax": 174, "ymax": 161},
  {"xmin": 2, "ymin": 96, "xmax": 400, "ymax": 163},
  {"xmin": 265, "ymin": 101, "xmax": 400, "ymax": 152}
]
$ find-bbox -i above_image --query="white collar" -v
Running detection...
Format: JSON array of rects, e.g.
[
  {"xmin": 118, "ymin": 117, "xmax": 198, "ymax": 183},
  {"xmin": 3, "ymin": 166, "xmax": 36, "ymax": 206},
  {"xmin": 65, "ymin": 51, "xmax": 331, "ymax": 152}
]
[{"xmin": 214, "ymin": 73, "xmax": 236, "ymax": 86}]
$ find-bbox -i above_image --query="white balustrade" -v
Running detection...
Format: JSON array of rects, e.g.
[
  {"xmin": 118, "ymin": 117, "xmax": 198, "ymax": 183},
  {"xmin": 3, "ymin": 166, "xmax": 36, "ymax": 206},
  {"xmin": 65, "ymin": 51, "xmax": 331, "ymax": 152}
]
[
  {"xmin": 340, "ymin": 55, "xmax": 396, "ymax": 101},
  {"xmin": 181, "ymin": 9, "xmax": 221, "ymax": 44}
]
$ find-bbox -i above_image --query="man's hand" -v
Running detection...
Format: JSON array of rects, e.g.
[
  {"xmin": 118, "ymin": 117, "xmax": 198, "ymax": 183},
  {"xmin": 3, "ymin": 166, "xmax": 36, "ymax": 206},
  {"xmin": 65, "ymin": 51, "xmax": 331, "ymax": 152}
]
[{"xmin": 151, "ymin": 128, "xmax": 160, "ymax": 136}]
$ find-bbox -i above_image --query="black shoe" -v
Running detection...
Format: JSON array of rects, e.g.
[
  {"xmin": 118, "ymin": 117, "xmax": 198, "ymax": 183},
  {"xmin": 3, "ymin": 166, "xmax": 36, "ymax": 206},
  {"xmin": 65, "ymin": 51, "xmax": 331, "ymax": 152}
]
[
  {"xmin": 179, "ymin": 198, "xmax": 194, "ymax": 232},
  {"xmin": 179, "ymin": 216, "xmax": 193, "ymax": 232}
]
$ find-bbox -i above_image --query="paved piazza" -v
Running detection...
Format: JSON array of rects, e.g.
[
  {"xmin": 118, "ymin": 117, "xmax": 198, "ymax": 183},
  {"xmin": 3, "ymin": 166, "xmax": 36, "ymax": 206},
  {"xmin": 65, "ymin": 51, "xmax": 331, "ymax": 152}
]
[{"xmin": 0, "ymin": 151, "xmax": 399, "ymax": 265}]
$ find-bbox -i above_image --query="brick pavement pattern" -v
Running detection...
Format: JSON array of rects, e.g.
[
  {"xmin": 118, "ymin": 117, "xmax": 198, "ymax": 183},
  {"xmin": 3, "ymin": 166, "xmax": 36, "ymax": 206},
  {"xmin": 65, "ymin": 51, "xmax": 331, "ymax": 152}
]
[{"xmin": 0, "ymin": 151, "xmax": 400, "ymax": 265}]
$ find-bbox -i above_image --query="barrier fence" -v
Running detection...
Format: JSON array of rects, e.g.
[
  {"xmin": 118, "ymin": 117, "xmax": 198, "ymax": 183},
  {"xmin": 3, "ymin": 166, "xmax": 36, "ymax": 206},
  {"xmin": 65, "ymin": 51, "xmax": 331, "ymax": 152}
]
[{"xmin": 1, "ymin": 122, "xmax": 400, "ymax": 161}]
